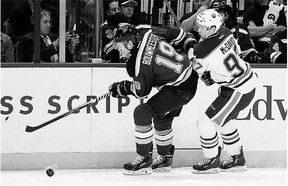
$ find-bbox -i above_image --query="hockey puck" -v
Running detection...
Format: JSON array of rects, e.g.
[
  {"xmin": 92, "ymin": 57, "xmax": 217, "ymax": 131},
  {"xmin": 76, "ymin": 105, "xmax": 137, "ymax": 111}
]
[{"xmin": 46, "ymin": 168, "xmax": 54, "ymax": 177}]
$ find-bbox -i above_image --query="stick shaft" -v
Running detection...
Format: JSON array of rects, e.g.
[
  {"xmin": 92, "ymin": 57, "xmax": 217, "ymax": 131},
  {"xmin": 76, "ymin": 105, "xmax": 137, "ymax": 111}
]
[
  {"xmin": 164, "ymin": 0, "xmax": 181, "ymax": 28},
  {"xmin": 25, "ymin": 92, "xmax": 111, "ymax": 132}
]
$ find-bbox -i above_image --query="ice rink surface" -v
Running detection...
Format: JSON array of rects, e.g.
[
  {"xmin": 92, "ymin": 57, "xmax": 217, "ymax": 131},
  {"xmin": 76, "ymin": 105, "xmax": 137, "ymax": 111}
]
[{"xmin": 1, "ymin": 167, "xmax": 286, "ymax": 186}]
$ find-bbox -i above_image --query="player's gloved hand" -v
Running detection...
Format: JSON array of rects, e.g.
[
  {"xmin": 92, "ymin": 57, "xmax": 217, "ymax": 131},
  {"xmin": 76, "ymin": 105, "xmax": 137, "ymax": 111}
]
[
  {"xmin": 201, "ymin": 71, "xmax": 215, "ymax": 86},
  {"xmin": 109, "ymin": 81, "xmax": 132, "ymax": 98},
  {"xmin": 188, "ymin": 48, "xmax": 195, "ymax": 60},
  {"xmin": 183, "ymin": 32, "xmax": 197, "ymax": 54},
  {"xmin": 248, "ymin": 51, "xmax": 262, "ymax": 63},
  {"xmin": 188, "ymin": 48, "xmax": 198, "ymax": 69}
]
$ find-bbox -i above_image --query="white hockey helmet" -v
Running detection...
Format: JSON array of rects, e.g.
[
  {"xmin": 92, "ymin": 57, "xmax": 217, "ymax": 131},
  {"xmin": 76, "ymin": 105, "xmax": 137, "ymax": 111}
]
[{"xmin": 196, "ymin": 9, "xmax": 223, "ymax": 37}]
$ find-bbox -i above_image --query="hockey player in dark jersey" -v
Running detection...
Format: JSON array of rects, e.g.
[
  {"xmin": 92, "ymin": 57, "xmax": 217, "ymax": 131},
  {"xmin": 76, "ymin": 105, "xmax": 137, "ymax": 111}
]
[
  {"xmin": 108, "ymin": 24, "xmax": 198, "ymax": 175},
  {"xmin": 189, "ymin": 9, "xmax": 258, "ymax": 174}
]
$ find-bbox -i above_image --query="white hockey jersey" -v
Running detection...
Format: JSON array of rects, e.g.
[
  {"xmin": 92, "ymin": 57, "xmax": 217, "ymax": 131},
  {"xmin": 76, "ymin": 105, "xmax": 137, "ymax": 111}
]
[{"xmin": 193, "ymin": 26, "xmax": 257, "ymax": 94}]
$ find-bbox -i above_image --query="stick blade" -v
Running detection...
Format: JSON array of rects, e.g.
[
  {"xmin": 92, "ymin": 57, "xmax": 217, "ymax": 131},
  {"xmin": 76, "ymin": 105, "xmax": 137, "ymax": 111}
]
[{"xmin": 25, "ymin": 126, "xmax": 36, "ymax": 132}]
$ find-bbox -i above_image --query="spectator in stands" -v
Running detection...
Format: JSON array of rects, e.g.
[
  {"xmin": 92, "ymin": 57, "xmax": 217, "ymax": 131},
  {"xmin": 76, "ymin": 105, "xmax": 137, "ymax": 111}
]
[
  {"xmin": 242, "ymin": 0, "xmax": 286, "ymax": 53},
  {"xmin": 210, "ymin": 0, "xmax": 262, "ymax": 63},
  {"xmin": 7, "ymin": 0, "xmax": 59, "ymax": 45},
  {"xmin": 103, "ymin": 0, "xmax": 147, "ymax": 63},
  {"xmin": 101, "ymin": 0, "xmax": 120, "ymax": 27},
  {"xmin": 261, "ymin": 29, "xmax": 287, "ymax": 63},
  {"xmin": 107, "ymin": 0, "xmax": 143, "ymax": 29},
  {"xmin": 1, "ymin": 32, "xmax": 15, "ymax": 62},
  {"xmin": 19, "ymin": 9, "xmax": 79, "ymax": 63},
  {"xmin": 101, "ymin": 0, "xmax": 120, "ymax": 63}
]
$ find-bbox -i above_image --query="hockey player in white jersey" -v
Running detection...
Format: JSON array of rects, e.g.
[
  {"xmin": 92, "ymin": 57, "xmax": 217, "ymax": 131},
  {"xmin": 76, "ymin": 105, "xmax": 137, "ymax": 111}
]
[{"xmin": 189, "ymin": 9, "xmax": 258, "ymax": 174}]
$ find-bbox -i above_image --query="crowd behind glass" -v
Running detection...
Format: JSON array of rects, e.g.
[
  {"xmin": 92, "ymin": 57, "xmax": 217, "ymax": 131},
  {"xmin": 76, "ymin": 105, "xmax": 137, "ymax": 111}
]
[{"xmin": 1, "ymin": 0, "xmax": 287, "ymax": 64}]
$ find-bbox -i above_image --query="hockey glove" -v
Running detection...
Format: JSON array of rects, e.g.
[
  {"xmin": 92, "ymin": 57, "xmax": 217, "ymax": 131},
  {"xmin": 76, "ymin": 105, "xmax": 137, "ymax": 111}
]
[
  {"xmin": 201, "ymin": 71, "xmax": 215, "ymax": 86},
  {"xmin": 247, "ymin": 51, "xmax": 262, "ymax": 63},
  {"xmin": 183, "ymin": 32, "xmax": 197, "ymax": 54},
  {"xmin": 109, "ymin": 81, "xmax": 133, "ymax": 98},
  {"xmin": 188, "ymin": 48, "xmax": 198, "ymax": 70}
]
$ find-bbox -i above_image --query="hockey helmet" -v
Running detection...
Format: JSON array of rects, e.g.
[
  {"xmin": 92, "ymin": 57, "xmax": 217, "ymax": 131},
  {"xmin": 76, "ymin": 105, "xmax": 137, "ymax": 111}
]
[
  {"xmin": 114, "ymin": 24, "xmax": 139, "ymax": 62},
  {"xmin": 210, "ymin": 1, "xmax": 237, "ymax": 29},
  {"xmin": 114, "ymin": 24, "xmax": 138, "ymax": 42},
  {"xmin": 196, "ymin": 9, "xmax": 223, "ymax": 37}
]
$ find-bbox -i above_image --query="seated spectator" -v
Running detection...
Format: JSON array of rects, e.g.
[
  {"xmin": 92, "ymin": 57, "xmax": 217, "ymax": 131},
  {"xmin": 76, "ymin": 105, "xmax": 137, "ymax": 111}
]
[
  {"xmin": 107, "ymin": 0, "xmax": 143, "ymax": 28},
  {"xmin": 242, "ymin": 0, "xmax": 286, "ymax": 53},
  {"xmin": 7, "ymin": 0, "xmax": 59, "ymax": 44},
  {"xmin": 19, "ymin": 9, "xmax": 79, "ymax": 63},
  {"xmin": 1, "ymin": 32, "xmax": 15, "ymax": 62},
  {"xmin": 262, "ymin": 29, "xmax": 287, "ymax": 63},
  {"xmin": 103, "ymin": 0, "xmax": 148, "ymax": 63},
  {"xmin": 210, "ymin": 0, "xmax": 262, "ymax": 63},
  {"xmin": 101, "ymin": 0, "xmax": 120, "ymax": 63},
  {"xmin": 101, "ymin": 0, "xmax": 119, "ymax": 27}
]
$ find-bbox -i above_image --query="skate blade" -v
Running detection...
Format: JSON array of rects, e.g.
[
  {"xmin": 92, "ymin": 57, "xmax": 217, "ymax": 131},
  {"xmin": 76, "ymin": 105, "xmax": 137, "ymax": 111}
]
[
  {"xmin": 153, "ymin": 166, "xmax": 172, "ymax": 172},
  {"xmin": 192, "ymin": 168, "xmax": 220, "ymax": 174},
  {"xmin": 123, "ymin": 167, "xmax": 152, "ymax": 175},
  {"xmin": 221, "ymin": 165, "xmax": 248, "ymax": 172}
]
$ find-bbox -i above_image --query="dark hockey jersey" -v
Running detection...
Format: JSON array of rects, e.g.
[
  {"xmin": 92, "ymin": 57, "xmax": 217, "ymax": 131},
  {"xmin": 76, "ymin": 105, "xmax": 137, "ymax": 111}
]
[
  {"xmin": 193, "ymin": 26, "xmax": 257, "ymax": 94},
  {"xmin": 129, "ymin": 27, "xmax": 194, "ymax": 98},
  {"xmin": 231, "ymin": 25, "xmax": 257, "ymax": 60}
]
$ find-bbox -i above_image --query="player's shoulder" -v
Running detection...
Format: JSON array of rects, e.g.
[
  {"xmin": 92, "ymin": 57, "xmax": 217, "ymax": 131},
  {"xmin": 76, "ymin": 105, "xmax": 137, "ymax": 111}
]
[
  {"xmin": 141, "ymin": 30, "xmax": 161, "ymax": 45},
  {"xmin": 194, "ymin": 27, "xmax": 231, "ymax": 58}
]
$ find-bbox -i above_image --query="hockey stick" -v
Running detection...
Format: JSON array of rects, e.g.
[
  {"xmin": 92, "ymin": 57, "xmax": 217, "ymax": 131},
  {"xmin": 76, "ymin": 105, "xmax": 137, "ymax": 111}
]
[
  {"xmin": 25, "ymin": 92, "xmax": 111, "ymax": 133},
  {"xmin": 164, "ymin": 0, "xmax": 181, "ymax": 28}
]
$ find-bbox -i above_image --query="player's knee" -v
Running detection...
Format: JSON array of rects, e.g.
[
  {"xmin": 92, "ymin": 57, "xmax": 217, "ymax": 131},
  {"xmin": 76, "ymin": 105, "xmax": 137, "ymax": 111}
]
[
  {"xmin": 196, "ymin": 114, "xmax": 213, "ymax": 133},
  {"xmin": 220, "ymin": 120, "xmax": 237, "ymax": 134},
  {"xmin": 134, "ymin": 103, "xmax": 155, "ymax": 126}
]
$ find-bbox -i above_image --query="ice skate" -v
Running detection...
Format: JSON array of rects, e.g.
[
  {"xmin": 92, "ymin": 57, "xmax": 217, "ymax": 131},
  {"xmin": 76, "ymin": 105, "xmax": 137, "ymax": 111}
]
[
  {"xmin": 220, "ymin": 146, "xmax": 248, "ymax": 172},
  {"xmin": 192, "ymin": 147, "xmax": 221, "ymax": 174},
  {"xmin": 151, "ymin": 145, "xmax": 175, "ymax": 172},
  {"xmin": 123, "ymin": 152, "xmax": 153, "ymax": 175}
]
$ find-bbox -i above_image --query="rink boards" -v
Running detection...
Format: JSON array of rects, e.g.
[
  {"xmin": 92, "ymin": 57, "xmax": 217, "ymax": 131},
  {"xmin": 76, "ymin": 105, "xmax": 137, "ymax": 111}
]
[{"xmin": 1, "ymin": 65, "xmax": 287, "ymax": 170}]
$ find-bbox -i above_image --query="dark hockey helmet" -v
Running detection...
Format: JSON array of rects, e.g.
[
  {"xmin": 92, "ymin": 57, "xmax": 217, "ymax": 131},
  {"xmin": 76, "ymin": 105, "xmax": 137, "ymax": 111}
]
[
  {"xmin": 114, "ymin": 24, "xmax": 139, "ymax": 64},
  {"xmin": 114, "ymin": 24, "xmax": 138, "ymax": 42}
]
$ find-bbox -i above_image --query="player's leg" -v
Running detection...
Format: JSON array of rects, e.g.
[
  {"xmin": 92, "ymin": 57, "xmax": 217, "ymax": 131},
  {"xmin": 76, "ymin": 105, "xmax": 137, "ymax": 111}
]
[
  {"xmin": 123, "ymin": 103, "xmax": 154, "ymax": 175},
  {"xmin": 219, "ymin": 88, "xmax": 256, "ymax": 172},
  {"xmin": 192, "ymin": 86, "xmax": 242, "ymax": 174},
  {"xmin": 152, "ymin": 113, "xmax": 177, "ymax": 172},
  {"xmin": 147, "ymin": 86, "xmax": 192, "ymax": 172},
  {"xmin": 192, "ymin": 114, "xmax": 221, "ymax": 174},
  {"xmin": 220, "ymin": 121, "xmax": 247, "ymax": 172}
]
